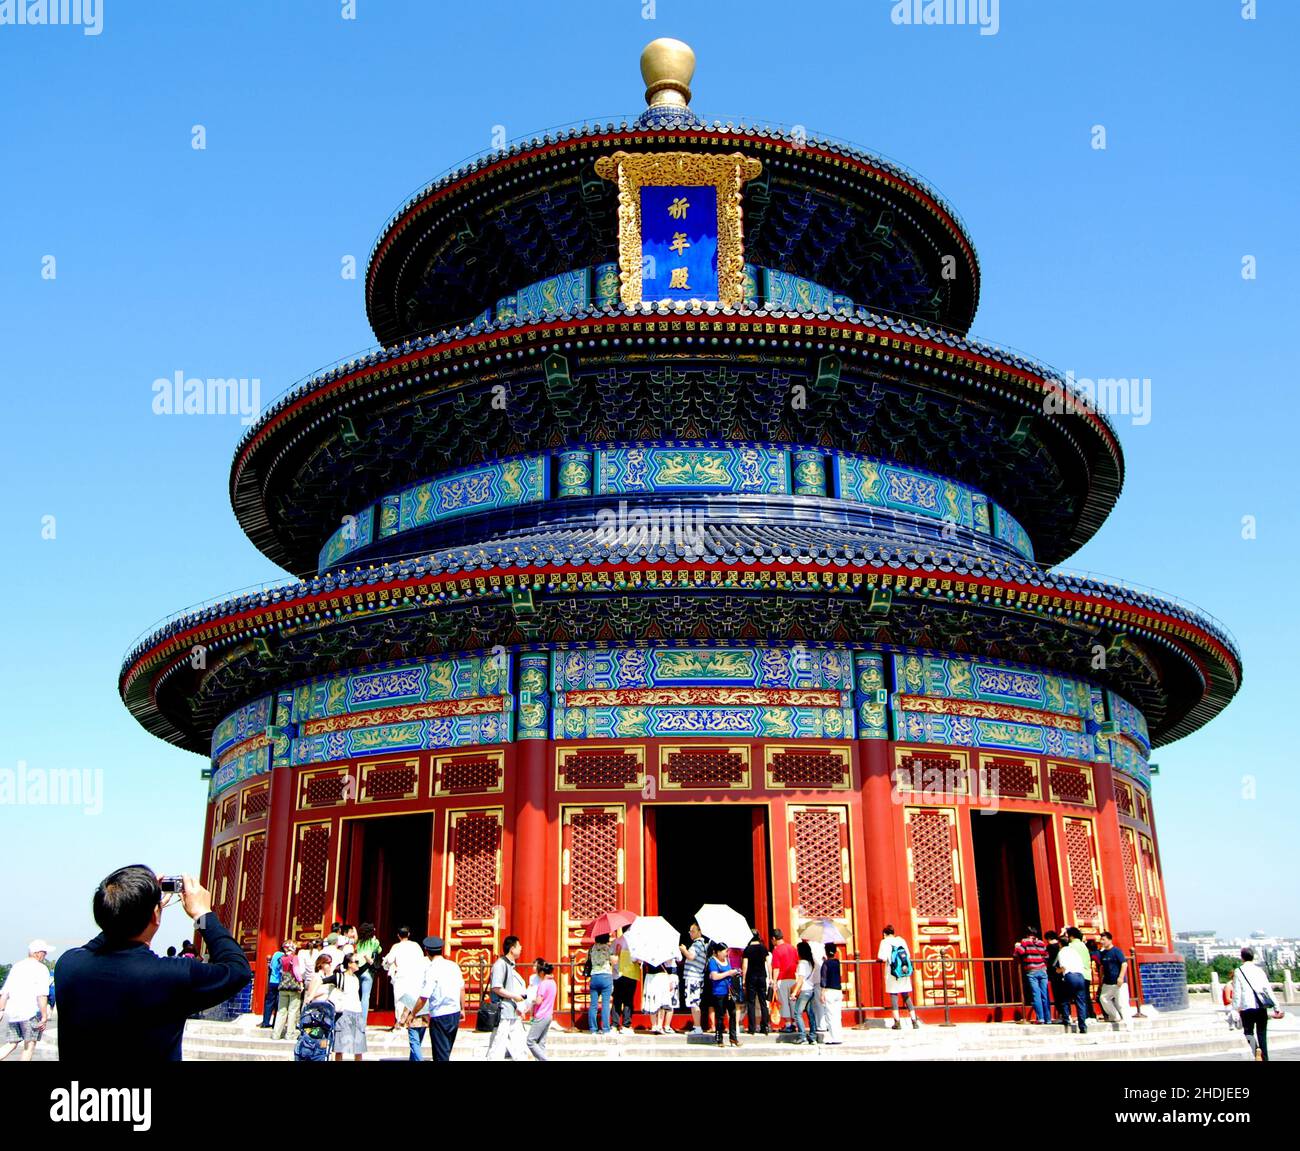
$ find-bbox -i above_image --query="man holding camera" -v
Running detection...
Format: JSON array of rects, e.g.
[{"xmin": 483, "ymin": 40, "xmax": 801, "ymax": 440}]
[{"xmin": 54, "ymin": 864, "xmax": 252, "ymax": 1062}]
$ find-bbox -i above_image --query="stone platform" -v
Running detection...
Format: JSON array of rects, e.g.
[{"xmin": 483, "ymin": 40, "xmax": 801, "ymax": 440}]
[{"xmin": 21, "ymin": 1003, "xmax": 1297, "ymax": 1062}]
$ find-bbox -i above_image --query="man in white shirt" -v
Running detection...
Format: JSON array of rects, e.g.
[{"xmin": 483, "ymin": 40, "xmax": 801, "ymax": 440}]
[
  {"xmin": 0, "ymin": 939, "xmax": 53, "ymax": 1061},
  {"xmin": 404, "ymin": 936, "xmax": 466, "ymax": 1062},
  {"xmin": 1054, "ymin": 934, "xmax": 1090, "ymax": 1034},
  {"xmin": 383, "ymin": 926, "xmax": 429, "ymax": 1059},
  {"xmin": 878, "ymin": 925, "xmax": 919, "ymax": 1029},
  {"xmin": 486, "ymin": 935, "xmax": 528, "ymax": 1061},
  {"xmin": 1231, "ymin": 946, "xmax": 1284, "ymax": 1061}
]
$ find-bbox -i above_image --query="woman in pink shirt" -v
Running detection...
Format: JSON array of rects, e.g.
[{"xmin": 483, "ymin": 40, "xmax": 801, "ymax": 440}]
[{"xmin": 526, "ymin": 960, "xmax": 557, "ymax": 1061}]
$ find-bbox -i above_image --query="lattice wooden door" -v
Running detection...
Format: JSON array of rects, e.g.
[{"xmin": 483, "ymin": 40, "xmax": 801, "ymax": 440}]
[
  {"xmin": 903, "ymin": 806, "xmax": 971, "ymax": 1005},
  {"xmin": 1121, "ymin": 826, "xmax": 1149, "ymax": 945},
  {"xmin": 444, "ymin": 808, "xmax": 503, "ymax": 999},
  {"xmin": 1138, "ymin": 833, "xmax": 1167, "ymax": 945},
  {"xmin": 560, "ymin": 805, "xmax": 625, "ymax": 1011},
  {"xmin": 210, "ymin": 838, "xmax": 241, "ymax": 931},
  {"xmin": 1061, "ymin": 816, "xmax": 1105, "ymax": 935},
  {"xmin": 287, "ymin": 820, "xmax": 332, "ymax": 941},
  {"xmin": 234, "ymin": 830, "xmax": 266, "ymax": 956}
]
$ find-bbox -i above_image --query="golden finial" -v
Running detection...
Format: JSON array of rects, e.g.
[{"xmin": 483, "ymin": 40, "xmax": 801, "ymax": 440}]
[{"xmin": 640, "ymin": 38, "xmax": 695, "ymax": 110}]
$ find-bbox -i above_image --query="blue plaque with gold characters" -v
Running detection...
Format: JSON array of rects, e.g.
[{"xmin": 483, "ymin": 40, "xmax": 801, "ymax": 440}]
[
  {"xmin": 639, "ymin": 185, "xmax": 718, "ymax": 301},
  {"xmin": 595, "ymin": 150, "xmax": 761, "ymax": 307}
]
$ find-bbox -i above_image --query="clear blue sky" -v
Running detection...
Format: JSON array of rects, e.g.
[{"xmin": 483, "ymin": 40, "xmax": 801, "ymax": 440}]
[{"xmin": 1, "ymin": 0, "xmax": 1295, "ymax": 963}]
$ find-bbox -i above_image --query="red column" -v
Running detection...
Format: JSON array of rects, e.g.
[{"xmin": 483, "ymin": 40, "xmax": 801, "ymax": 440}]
[
  {"xmin": 198, "ymin": 796, "xmax": 217, "ymax": 890},
  {"xmin": 1090, "ymin": 761, "xmax": 1135, "ymax": 951},
  {"xmin": 195, "ymin": 796, "xmax": 217, "ymax": 960},
  {"xmin": 751, "ymin": 807, "xmax": 771, "ymax": 943},
  {"xmin": 510, "ymin": 738, "xmax": 551, "ymax": 961},
  {"xmin": 253, "ymin": 765, "xmax": 296, "ymax": 1014},
  {"xmin": 643, "ymin": 807, "xmax": 659, "ymax": 916},
  {"xmin": 859, "ymin": 739, "xmax": 901, "ymax": 945}
]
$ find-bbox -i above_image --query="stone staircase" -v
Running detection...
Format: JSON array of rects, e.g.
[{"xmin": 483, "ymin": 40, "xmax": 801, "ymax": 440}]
[{"xmin": 25, "ymin": 1003, "xmax": 1298, "ymax": 1061}]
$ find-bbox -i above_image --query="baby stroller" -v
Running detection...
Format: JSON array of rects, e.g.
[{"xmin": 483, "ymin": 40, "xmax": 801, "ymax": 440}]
[{"xmin": 294, "ymin": 998, "xmax": 337, "ymax": 1061}]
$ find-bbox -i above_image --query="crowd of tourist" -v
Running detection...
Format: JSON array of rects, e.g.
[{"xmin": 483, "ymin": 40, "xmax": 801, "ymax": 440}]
[
  {"xmin": 2, "ymin": 868, "xmax": 1287, "ymax": 1063},
  {"xmin": 1015, "ymin": 923, "xmax": 1141, "ymax": 1034}
]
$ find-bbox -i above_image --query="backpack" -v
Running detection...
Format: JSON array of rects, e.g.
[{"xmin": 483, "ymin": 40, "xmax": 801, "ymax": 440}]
[{"xmin": 889, "ymin": 943, "xmax": 913, "ymax": 979}]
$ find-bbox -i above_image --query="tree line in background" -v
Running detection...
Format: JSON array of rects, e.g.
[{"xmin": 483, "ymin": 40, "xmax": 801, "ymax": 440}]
[{"xmin": 1184, "ymin": 955, "xmax": 1298, "ymax": 984}]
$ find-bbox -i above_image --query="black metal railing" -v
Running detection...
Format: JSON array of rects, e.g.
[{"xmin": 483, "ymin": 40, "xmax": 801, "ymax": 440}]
[{"xmin": 456, "ymin": 948, "xmax": 1149, "ymax": 1030}]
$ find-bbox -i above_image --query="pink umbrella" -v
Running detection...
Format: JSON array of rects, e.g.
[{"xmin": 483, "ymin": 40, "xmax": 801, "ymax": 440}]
[{"xmin": 584, "ymin": 909, "xmax": 638, "ymax": 943}]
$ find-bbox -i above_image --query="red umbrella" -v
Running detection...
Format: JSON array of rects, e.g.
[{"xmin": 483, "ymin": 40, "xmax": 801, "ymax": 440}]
[{"xmin": 584, "ymin": 909, "xmax": 638, "ymax": 942}]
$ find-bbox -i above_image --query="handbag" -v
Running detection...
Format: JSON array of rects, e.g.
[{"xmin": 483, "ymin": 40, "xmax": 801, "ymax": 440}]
[
  {"xmin": 477, "ymin": 958, "xmax": 518, "ymax": 1031},
  {"xmin": 476, "ymin": 1000, "xmax": 501, "ymax": 1032},
  {"xmin": 1240, "ymin": 966, "xmax": 1276, "ymax": 1011}
]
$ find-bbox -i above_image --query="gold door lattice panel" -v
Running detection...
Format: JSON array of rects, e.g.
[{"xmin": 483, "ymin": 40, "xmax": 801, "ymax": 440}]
[
  {"xmin": 1047, "ymin": 761, "xmax": 1095, "ymax": 807},
  {"xmin": 1113, "ymin": 778, "xmax": 1135, "ymax": 819},
  {"xmin": 1138, "ymin": 833, "xmax": 1167, "ymax": 945},
  {"xmin": 444, "ymin": 809, "xmax": 503, "ymax": 1000},
  {"xmin": 297, "ymin": 766, "xmax": 353, "ymax": 810},
  {"xmin": 234, "ymin": 830, "xmax": 266, "ymax": 955},
  {"xmin": 209, "ymin": 839, "xmax": 241, "ymax": 930},
  {"xmin": 788, "ymin": 804, "xmax": 852, "ymax": 920},
  {"xmin": 287, "ymin": 820, "xmax": 332, "ymax": 942},
  {"xmin": 903, "ymin": 807, "xmax": 971, "ymax": 1006},
  {"xmin": 894, "ymin": 747, "xmax": 972, "ymax": 800},
  {"xmin": 765, "ymin": 745, "xmax": 851, "ymax": 790},
  {"xmin": 660, "ymin": 745, "xmax": 750, "ymax": 789},
  {"xmin": 788, "ymin": 805, "xmax": 855, "ymax": 999},
  {"xmin": 432, "ymin": 750, "xmax": 504, "ymax": 797},
  {"xmin": 978, "ymin": 754, "xmax": 1042, "ymax": 802},
  {"xmin": 561, "ymin": 805, "xmax": 625, "ymax": 1010},
  {"xmin": 359, "ymin": 757, "xmax": 421, "ymax": 802},
  {"xmin": 556, "ymin": 746, "xmax": 645, "ymax": 791},
  {"xmin": 240, "ymin": 780, "xmax": 270, "ymax": 824},
  {"xmin": 218, "ymin": 793, "xmax": 239, "ymax": 833},
  {"xmin": 1121, "ymin": 826, "xmax": 1149, "ymax": 945},
  {"xmin": 1061, "ymin": 816, "xmax": 1105, "ymax": 934}
]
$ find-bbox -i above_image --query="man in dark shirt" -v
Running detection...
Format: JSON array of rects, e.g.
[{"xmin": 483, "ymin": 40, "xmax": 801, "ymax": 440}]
[
  {"xmin": 740, "ymin": 931, "xmax": 771, "ymax": 1036},
  {"xmin": 1044, "ymin": 930, "xmax": 1066, "ymax": 1024},
  {"xmin": 55, "ymin": 864, "xmax": 252, "ymax": 1062},
  {"xmin": 1096, "ymin": 930, "xmax": 1128, "ymax": 1025}
]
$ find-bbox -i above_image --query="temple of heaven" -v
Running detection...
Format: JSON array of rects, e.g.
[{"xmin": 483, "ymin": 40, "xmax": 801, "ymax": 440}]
[{"xmin": 120, "ymin": 38, "xmax": 1240, "ymax": 1021}]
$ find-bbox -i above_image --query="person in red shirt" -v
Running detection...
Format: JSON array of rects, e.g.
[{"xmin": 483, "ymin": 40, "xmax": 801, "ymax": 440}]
[
  {"xmin": 770, "ymin": 929, "xmax": 799, "ymax": 1032},
  {"xmin": 1013, "ymin": 926, "xmax": 1050, "ymax": 1024}
]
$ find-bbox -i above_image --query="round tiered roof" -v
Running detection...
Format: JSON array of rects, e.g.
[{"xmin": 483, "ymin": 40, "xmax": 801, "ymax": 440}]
[
  {"xmin": 364, "ymin": 118, "xmax": 981, "ymax": 345},
  {"xmin": 119, "ymin": 534, "xmax": 1239, "ymax": 756},
  {"xmin": 121, "ymin": 38, "xmax": 1239, "ymax": 768},
  {"xmin": 229, "ymin": 307, "xmax": 1123, "ymax": 577}
]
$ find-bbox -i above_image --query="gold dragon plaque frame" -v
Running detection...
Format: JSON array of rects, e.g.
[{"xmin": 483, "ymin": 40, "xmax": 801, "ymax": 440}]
[{"xmin": 593, "ymin": 150, "xmax": 762, "ymax": 307}]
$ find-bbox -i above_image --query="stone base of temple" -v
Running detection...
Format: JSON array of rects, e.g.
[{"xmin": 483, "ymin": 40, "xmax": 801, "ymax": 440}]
[{"xmin": 29, "ymin": 1005, "xmax": 1299, "ymax": 1061}]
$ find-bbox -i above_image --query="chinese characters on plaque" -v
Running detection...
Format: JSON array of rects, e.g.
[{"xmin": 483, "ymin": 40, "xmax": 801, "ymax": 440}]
[{"xmin": 638, "ymin": 184, "xmax": 719, "ymax": 302}]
